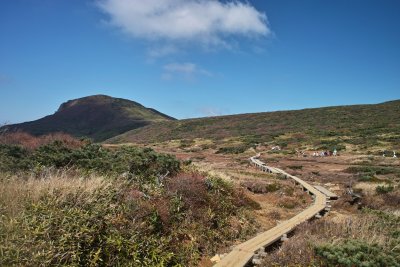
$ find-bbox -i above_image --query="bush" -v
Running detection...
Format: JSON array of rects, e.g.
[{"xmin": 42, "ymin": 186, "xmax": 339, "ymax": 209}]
[
  {"xmin": 0, "ymin": 172, "xmax": 259, "ymax": 266},
  {"xmin": 0, "ymin": 182, "xmax": 177, "ymax": 266},
  {"xmin": 288, "ymin": 165, "xmax": 303, "ymax": 170},
  {"xmin": 315, "ymin": 239, "xmax": 400, "ymax": 267},
  {"xmin": 33, "ymin": 140, "xmax": 74, "ymax": 168},
  {"xmin": 179, "ymin": 139, "xmax": 194, "ymax": 148},
  {"xmin": 346, "ymin": 166, "xmax": 400, "ymax": 176},
  {"xmin": 0, "ymin": 145, "xmax": 29, "ymax": 172},
  {"xmin": 216, "ymin": 145, "xmax": 248, "ymax": 154},
  {"xmin": 376, "ymin": 185, "xmax": 394, "ymax": 195},
  {"xmin": 0, "ymin": 142, "xmax": 180, "ymax": 182},
  {"xmin": 278, "ymin": 197, "xmax": 299, "ymax": 209},
  {"xmin": 317, "ymin": 143, "xmax": 346, "ymax": 151},
  {"xmin": 358, "ymin": 175, "xmax": 379, "ymax": 182},
  {"xmin": 241, "ymin": 181, "xmax": 281, "ymax": 194}
]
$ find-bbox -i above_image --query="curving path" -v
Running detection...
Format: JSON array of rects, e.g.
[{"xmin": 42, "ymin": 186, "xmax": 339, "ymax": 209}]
[{"xmin": 214, "ymin": 155, "xmax": 331, "ymax": 267}]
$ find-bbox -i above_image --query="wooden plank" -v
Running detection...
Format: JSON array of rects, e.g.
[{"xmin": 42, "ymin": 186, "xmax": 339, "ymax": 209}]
[
  {"xmin": 314, "ymin": 185, "xmax": 338, "ymax": 199},
  {"xmin": 214, "ymin": 156, "xmax": 328, "ymax": 267}
]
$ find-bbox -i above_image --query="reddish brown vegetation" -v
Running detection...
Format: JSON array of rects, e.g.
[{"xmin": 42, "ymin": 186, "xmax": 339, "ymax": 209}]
[
  {"xmin": 152, "ymin": 172, "xmax": 260, "ymax": 234},
  {"xmin": 166, "ymin": 172, "xmax": 209, "ymax": 211},
  {"xmin": 0, "ymin": 132, "xmax": 83, "ymax": 150}
]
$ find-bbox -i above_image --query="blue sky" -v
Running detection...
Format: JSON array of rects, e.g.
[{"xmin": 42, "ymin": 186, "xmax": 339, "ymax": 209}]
[{"xmin": 1, "ymin": 0, "xmax": 399, "ymax": 123}]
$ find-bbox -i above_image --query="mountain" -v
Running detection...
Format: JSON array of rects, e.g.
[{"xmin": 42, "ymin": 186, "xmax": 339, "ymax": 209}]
[
  {"xmin": 107, "ymin": 100, "xmax": 400, "ymax": 149},
  {"xmin": 1, "ymin": 95, "xmax": 175, "ymax": 141}
]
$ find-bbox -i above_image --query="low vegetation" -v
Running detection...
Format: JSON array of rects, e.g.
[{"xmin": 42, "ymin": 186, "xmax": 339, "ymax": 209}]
[
  {"xmin": 0, "ymin": 133, "xmax": 259, "ymax": 266},
  {"xmin": 261, "ymin": 209, "xmax": 400, "ymax": 266},
  {"xmin": 240, "ymin": 180, "xmax": 281, "ymax": 194},
  {"xmin": 216, "ymin": 145, "xmax": 249, "ymax": 155},
  {"xmin": 346, "ymin": 165, "xmax": 400, "ymax": 183},
  {"xmin": 376, "ymin": 184, "xmax": 395, "ymax": 194},
  {"xmin": 108, "ymin": 100, "xmax": 400, "ymax": 154},
  {"xmin": 0, "ymin": 134, "xmax": 180, "ymax": 179}
]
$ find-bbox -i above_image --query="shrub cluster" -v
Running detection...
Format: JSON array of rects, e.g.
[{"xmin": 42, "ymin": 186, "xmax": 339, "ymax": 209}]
[
  {"xmin": 346, "ymin": 165, "xmax": 400, "ymax": 183},
  {"xmin": 288, "ymin": 165, "xmax": 303, "ymax": 170},
  {"xmin": 316, "ymin": 239, "xmax": 399, "ymax": 267},
  {"xmin": 0, "ymin": 135, "xmax": 259, "ymax": 266},
  {"xmin": 376, "ymin": 185, "xmax": 395, "ymax": 194},
  {"xmin": 240, "ymin": 180, "xmax": 281, "ymax": 194},
  {"xmin": 0, "ymin": 173, "xmax": 259, "ymax": 266},
  {"xmin": 216, "ymin": 145, "xmax": 248, "ymax": 154},
  {"xmin": 1, "ymin": 182, "xmax": 176, "ymax": 266},
  {"xmin": 0, "ymin": 141, "xmax": 180, "ymax": 181}
]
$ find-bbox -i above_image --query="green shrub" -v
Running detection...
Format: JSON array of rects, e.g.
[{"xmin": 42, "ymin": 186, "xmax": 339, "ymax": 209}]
[
  {"xmin": 316, "ymin": 239, "xmax": 400, "ymax": 267},
  {"xmin": 346, "ymin": 166, "xmax": 400, "ymax": 176},
  {"xmin": 32, "ymin": 140, "xmax": 74, "ymax": 167},
  {"xmin": 216, "ymin": 145, "xmax": 248, "ymax": 154},
  {"xmin": 288, "ymin": 165, "xmax": 303, "ymax": 170},
  {"xmin": 0, "ymin": 144, "xmax": 30, "ymax": 172},
  {"xmin": 241, "ymin": 181, "xmax": 281, "ymax": 194},
  {"xmin": 0, "ymin": 142, "xmax": 180, "ymax": 182},
  {"xmin": 179, "ymin": 139, "xmax": 194, "ymax": 148},
  {"xmin": 358, "ymin": 175, "xmax": 376, "ymax": 182},
  {"xmin": 317, "ymin": 143, "xmax": 346, "ymax": 151},
  {"xmin": 265, "ymin": 183, "xmax": 281, "ymax": 192},
  {"xmin": 376, "ymin": 185, "xmax": 394, "ymax": 194},
  {"xmin": 0, "ymin": 172, "xmax": 259, "ymax": 267},
  {"xmin": 275, "ymin": 140, "xmax": 288, "ymax": 148},
  {"xmin": 0, "ymin": 182, "xmax": 177, "ymax": 266}
]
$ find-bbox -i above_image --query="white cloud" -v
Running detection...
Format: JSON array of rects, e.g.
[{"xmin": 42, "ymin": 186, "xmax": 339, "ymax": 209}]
[
  {"xmin": 162, "ymin": 62, "xmax": 211, "ymax": 80},
  {"xmin": 96, "ymin": 0, "xmax": 270, "ymax": 46}
]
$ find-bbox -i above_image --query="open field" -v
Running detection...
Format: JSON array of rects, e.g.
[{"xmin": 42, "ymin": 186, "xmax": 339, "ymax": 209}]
[
  {"xmin": 1, "ymin": 120, "xmax": 399, "ymax": 266},
  {"xmin": 119, "ymin": 138, "xmax": 399, "ymax": 266}
]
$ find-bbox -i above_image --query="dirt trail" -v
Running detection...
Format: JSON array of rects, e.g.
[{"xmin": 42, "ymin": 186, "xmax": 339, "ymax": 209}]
[{"xmin": 214, "ymin": 156, "xmax": 329, "ymax": 267}]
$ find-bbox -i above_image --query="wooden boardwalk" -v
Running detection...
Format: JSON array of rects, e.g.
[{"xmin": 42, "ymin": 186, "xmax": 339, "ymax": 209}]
[
  {"xmin": 214, "ymin": 156, "xmax": 330, "ymax": 267},
  {"xmin": 314, "ymin": 185, "xmax": 338, "ymax": 200}
]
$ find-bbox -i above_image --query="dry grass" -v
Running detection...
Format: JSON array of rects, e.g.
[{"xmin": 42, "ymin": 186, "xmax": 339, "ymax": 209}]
[
  {"xmin": 0, "ymin": 171, "xmax": 107, "ymax": 218},
  {"xmin": 277, "ymin": 196, "xmax": 301, "ymax": 209},
  {"xmin": 193, "ymin": 162, "xmax": 235, "ymax": 181},
  {"xmin": 355, "ymin": 182, "xmax": 388, "ymax": 195}
]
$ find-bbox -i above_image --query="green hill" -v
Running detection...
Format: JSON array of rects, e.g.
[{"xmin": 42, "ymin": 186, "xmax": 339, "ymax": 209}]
[
  {"xmin": 1, "ymin": 95, "xmax": 174, "ymax": 141},
  {"xmin": 108, "ymin": 100, "xmax": 400, "ymax": 151}
]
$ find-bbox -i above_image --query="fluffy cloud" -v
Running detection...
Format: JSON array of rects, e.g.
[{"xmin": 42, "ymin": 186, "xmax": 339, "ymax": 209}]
[
  {"xmin": 162, "ymin": 62, "xmax": 211, "ymax": 80},
  {"xmin": 97, "ymin": 0, "xmax": 270, "ymax": 45}
]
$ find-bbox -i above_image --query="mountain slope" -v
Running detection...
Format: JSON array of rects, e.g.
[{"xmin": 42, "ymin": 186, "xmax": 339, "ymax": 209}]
[
  {"xmin": 107, "ymin": 100, "xmax": 400, "ymax": 149},
  {"xmin": 1, "ymin": 95, "xmax": 175, "ymax": 141}
]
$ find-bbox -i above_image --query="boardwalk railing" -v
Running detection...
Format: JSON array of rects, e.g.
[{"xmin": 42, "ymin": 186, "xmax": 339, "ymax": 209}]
[{"xmin": 214, "ymin": 156, "xmax": 330, "ymax": 267}]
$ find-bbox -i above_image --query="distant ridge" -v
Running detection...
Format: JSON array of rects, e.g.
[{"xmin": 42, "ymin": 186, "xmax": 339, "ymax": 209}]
[
  {"xmin": 107, "ymin": 99, "xmax": 400, "ymax": 145},
  {"xmin": 1, "ymin": 95, "xmax": 175, "ymax": 141}
]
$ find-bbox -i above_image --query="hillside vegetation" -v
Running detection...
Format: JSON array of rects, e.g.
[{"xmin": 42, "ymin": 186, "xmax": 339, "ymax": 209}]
[
  {"xmin": 1, "ymin": 95, "xmax": 174, "ymax": 142},
  {"xmin": 108, "ymin": 100, "xmax": 400, "ymax": 152},
  {"xmin": 0, "ymin": 134, "xmax": 258, "ymax": 266}
]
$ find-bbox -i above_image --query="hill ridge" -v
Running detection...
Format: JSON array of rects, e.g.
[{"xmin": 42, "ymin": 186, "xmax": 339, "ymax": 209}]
[
  {"xmin": 107, "ymin": 99, "xmax": 400, "ymax": 148},
  {"xmin": 1, "ymin": 95, "xmax": 174, "ymax": 141}
]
